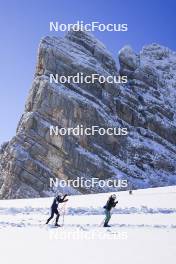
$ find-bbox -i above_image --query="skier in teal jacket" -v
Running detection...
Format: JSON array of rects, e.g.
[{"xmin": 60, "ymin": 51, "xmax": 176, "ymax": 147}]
[{"xmin": 103, "ymin": 194, "xmax": 118, "ymax": 227}]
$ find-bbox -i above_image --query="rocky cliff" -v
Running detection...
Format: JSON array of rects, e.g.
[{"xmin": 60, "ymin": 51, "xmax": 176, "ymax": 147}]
[{"xmin": 0, "ymin": 30, "xmax": 176, "ymax": 199}]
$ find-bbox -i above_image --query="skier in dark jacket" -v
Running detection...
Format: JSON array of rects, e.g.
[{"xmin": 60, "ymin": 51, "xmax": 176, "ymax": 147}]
[
  {"xmin": 46, "ymin": 194, "xmax": 68, "ymax": 226},
  {"xmin": 103, "ymin": 194, "xmax": 118, "ymax": 227}
]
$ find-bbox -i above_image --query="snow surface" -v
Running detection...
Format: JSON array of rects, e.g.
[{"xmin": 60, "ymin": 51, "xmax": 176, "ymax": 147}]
[{"xmin": 0, "ymin": 186, "xmax": 176, "ymax": 264}]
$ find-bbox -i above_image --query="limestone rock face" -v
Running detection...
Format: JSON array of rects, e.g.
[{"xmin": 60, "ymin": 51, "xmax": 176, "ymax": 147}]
[{"xmin": 0, "ymin": 32, "xmax": 176, "ymax": 199}]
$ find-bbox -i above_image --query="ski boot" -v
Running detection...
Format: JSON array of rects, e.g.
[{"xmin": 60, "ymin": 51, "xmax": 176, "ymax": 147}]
[
  {"xmin": 104, "ymin": 223, "xmax": 111, "ymax": 227},
  {"xmin": 55, "ymin": 223, "xmax": 61, "ymax": 227}
]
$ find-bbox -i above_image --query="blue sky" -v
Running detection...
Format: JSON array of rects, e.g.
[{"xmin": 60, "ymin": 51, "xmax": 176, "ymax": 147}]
[{"xmin": 0, "ymin": 0, "xmax": 175, "ymax": 144}]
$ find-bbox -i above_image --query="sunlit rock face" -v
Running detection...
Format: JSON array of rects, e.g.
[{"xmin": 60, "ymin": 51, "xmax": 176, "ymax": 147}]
[{"xmin": 0, "ymin": 31, "xmax": 176, "ymax": 199}]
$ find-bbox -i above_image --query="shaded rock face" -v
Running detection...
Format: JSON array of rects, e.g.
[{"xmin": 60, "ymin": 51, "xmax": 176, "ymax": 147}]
[{"xmin": 0, "ymin": 31, "xmax": 176, "ymax": 199}]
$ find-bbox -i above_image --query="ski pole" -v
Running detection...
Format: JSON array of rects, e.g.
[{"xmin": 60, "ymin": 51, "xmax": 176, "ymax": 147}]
[
  {"xmin": 60, "ymin": 203, "xmax": 66, "ymax": 214},
  {"xmin": 62, "ymin": 203, "xmax": 66, "ymax": 227},
  {"xmin": 99, "ymin": 216, "xmax": 106, "ymax": 227}
]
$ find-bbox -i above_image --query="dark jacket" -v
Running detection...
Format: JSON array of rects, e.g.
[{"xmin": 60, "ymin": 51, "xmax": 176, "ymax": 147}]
[
  {"xmin": 51, "ymin": 194, "xmax": 68, "ymax": 210},
  {"xmin": 104, "ymin": 197, "xmax": 118, "ymax": 211}
]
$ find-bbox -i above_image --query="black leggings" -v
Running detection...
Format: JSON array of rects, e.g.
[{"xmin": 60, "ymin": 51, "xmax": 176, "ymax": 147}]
[{"xmin": 47, "ymin": 208, "xmax": 60, "ymax": 224}]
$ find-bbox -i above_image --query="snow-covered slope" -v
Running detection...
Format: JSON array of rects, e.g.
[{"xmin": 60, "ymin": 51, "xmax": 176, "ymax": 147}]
[{"xmin": 0, "ymin": 186, "xmax": 176, "ymax": 264}]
